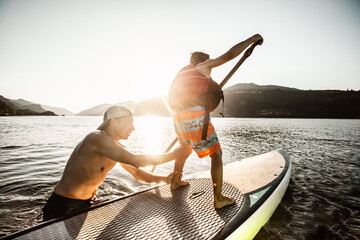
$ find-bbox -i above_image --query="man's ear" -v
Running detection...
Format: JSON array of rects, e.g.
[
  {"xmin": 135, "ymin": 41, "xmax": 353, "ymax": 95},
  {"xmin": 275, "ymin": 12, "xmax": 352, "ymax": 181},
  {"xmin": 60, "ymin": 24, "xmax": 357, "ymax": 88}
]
[
  {"xmin": 113, "ymin": 117, "xmax": 127, "ymax": 126},
  {"xmin": 108, "ymin": 118, "xmax": 116, "ymax": 127}
]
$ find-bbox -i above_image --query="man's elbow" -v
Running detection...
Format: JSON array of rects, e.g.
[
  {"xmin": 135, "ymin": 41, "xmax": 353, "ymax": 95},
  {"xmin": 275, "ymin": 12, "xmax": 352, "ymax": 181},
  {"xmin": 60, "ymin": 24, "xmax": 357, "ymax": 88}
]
[
  {"xmin": 119, "ymin": 154, "xmax": 143, "ymax": 168},
  {"xmin": 131, "ymin": 155, "xmax": 151, "ymax": 168},
  {"xmin": 133, "ymin": 169, "xmax": 153, "ymax": 183},
  {"xmin": 130, "ymin": 159, "xmax": 142, "ymax": 168}
]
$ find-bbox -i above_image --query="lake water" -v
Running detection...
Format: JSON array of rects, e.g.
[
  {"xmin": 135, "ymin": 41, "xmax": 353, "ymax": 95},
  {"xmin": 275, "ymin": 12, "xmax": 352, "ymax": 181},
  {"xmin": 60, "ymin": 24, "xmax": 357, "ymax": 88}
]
[{"xmin": 0, "ymin": 116, "xmax": 359, "ymax": 239}]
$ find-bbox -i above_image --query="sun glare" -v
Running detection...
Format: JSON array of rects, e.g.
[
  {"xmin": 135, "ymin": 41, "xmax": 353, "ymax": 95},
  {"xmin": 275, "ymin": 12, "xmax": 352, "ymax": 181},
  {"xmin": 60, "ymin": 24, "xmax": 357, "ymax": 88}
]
[{"xmin": 135, "ymin": 116, "xmax": 171, "ymax": 155}]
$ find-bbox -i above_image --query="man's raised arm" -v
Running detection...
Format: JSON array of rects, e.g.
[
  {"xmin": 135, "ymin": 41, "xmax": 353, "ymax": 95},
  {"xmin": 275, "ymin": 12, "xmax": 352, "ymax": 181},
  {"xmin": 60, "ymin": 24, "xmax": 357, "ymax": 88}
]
[{"xmin": 199, "ymin": 34, "xmax": 263, "ymax": 70}]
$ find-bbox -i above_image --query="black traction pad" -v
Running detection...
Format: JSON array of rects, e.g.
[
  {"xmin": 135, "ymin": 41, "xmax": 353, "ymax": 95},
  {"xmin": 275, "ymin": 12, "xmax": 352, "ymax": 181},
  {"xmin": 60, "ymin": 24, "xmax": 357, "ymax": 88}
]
[{"xmin": 15, "ymin": 179, "xmax": 244, "ymax": 239}]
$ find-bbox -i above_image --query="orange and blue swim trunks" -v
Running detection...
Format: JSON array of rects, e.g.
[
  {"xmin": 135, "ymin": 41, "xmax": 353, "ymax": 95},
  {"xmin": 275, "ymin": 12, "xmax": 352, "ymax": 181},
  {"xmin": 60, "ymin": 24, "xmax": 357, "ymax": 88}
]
[{"xmin": 173, "ymin": 106, "xmax": 221, "ymax": 158}]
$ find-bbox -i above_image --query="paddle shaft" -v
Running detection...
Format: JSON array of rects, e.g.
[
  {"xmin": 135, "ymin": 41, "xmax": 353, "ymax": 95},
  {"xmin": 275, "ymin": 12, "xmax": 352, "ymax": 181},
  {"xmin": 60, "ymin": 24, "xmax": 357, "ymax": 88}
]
[
  {"xmin": 164, "ymin": 138, "xmax": 178, "ymax": 153},
  {"xmin": 151, "ymin": 40, "xmax": 262, "ymax": 172},
  {"xmin": 220, "ymin": 40, "xmax": 263, "ymax": 88},
  {"xmin": 150, "ymin": 138, "xmax": 178, "ymax": 172}
]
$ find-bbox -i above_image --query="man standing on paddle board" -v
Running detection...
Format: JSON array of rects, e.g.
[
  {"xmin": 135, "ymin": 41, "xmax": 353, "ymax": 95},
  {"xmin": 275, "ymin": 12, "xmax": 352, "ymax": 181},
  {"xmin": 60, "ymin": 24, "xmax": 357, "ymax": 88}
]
[
  {"xmin": 168, "ymin": 34, "xmax": 263, "ymax": 209},
  {"xmin": 43, "ymin": 106, "xmax": 191, "ymax": 221}
]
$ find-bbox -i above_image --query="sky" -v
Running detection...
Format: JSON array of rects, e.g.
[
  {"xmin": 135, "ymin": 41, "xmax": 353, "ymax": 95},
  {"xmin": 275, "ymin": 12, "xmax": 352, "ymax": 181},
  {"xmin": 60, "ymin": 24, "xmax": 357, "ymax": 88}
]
[{"xmin": 1, "ymin": 0, "xmax": 359, "ymax": 113}]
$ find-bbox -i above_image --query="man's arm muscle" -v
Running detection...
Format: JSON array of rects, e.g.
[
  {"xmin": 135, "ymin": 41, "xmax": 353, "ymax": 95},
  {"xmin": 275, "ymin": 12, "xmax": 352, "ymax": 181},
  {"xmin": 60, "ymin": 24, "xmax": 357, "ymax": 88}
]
[
  {"xmin": 91, "ymin": 132, "xmax": 176, "ymax": 168},
  {"xmin": 197, "ymin": 34, "xmax": 263, "ymax": 70}
]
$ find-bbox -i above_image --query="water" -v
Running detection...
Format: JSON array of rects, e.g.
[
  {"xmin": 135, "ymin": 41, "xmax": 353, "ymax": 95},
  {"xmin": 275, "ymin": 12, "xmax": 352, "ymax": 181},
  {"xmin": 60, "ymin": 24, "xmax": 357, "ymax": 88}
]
[{"xmin": 1, "ymin": 116, "xmax": 359, "ymax": 239}]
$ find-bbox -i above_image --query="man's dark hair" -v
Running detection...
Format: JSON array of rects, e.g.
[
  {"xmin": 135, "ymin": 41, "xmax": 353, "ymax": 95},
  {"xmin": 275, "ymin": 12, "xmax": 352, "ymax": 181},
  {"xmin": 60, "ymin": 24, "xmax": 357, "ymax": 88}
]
[{"xmin": 190, "ymin": 52, "xmax": 210, "ymax": 65}]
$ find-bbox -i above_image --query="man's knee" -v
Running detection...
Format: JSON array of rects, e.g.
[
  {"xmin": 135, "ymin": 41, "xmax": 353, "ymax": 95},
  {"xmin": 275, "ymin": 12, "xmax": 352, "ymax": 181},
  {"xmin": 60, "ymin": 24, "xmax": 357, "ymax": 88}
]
[
  {"xmin": 178, "ymin": 144, "xmax": 192, "ymax": 159},
  {"xmin": 210, "ymin": 148, "xmax": 222, "ymax": 160}
]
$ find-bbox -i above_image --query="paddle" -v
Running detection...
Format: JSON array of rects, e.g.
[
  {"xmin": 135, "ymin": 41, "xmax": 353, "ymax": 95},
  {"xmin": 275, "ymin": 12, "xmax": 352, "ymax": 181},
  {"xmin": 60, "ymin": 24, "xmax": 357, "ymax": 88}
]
[
  {"xmin": 219, "ymin": 39, "xmax": 263, "ymax": 88},
  {"xmin": 151, "ymin": 40, "xmax": 263, "ymax": 173}
]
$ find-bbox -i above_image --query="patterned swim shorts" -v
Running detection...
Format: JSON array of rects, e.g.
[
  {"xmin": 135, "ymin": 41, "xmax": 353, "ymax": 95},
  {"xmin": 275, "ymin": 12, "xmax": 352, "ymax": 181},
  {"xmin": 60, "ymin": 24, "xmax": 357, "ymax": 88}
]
[{"xmin": 173, "ymin": 106, "xmax": 221, "ymax": 158}]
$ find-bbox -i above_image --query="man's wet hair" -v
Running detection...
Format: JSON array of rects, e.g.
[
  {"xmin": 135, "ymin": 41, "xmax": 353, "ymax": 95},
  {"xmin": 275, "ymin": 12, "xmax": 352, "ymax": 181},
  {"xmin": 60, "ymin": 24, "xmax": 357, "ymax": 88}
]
[{"xmin": 190, "ymin": 52, "xmax": 210, "ymax": 65}]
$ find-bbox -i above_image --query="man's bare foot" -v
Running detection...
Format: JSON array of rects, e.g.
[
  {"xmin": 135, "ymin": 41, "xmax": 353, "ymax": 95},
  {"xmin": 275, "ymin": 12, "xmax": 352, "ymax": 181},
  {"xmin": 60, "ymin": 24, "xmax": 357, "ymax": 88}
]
[
  {"xmin": 170, "ymin": 171, "xmax": 189, "ymax": 190},
  {"xmin": 164, "ymin": 171, "xmax": 178, "ymax": 184},
  {"xmin": 170, "ymin": 179, "xmax": 189, "ymax": 190},
  {"xmin": 214, "ymin": 195, "xmax": 235, "ymax": 209}
]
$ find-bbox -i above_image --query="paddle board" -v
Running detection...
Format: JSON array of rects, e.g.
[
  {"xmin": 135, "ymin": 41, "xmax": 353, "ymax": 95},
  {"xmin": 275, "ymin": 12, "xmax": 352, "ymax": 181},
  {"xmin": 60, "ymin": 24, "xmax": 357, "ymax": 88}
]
[{"xmin": 4, "ymin": 149, "xmax": 291, "ymax": 240}]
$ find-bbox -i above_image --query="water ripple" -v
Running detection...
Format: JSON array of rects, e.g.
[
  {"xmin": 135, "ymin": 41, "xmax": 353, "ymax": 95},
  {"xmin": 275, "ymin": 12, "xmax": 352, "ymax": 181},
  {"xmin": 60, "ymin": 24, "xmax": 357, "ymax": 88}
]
[{"xmin": 0, "ymin": 117, "xmax": 359, "ymax": 239}]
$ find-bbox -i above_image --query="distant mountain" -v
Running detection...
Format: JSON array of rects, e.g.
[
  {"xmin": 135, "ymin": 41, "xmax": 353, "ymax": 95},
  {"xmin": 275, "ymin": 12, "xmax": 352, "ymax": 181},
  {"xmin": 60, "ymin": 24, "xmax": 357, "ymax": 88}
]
[
  {"xmin": 3, "ymin": 83, "xmax": 359, "ymax": 118},
  {"xmin": 131, "ymin": 84, "xmax": 304, "ymax": 117},
  {"xmin": 130, "ymin": 83, "xmax": 360, "ymax": 119},
  {"xmin": 134, "ymin": 96, "xmax": 172, "ymax": 116},
  {"xmin": 10, "ymin": 99, "xmax": 34, "ymax": 106},
  {"xmin": 0, "ymin": 96, "xmax": 56, "ymax": 116},
  {"xmin": 224, "ymin": 83, "xmax": 299, "ymax": 92},
  {"xmin": 76, "ymin": 101, "xmax": 137, "ymax": 116},
  {"xmin": 76, "ymin": 104, "xmax": 113, "ymax": 116},
  {"xmin": 0, "ymin": 96, "xmax": 17, "ymax": 116},
  {"xmin": 6, "ymin": 98, "xmax": 74, "ymax": 116},
  {"xmin": 211, "ymin": 84, "xmax": 360, "ymax": 118},
  {"xmin": 41, "ymin": 105, "xmax": 74, "ymax": 116},
  {"xmin": 10, "ymin": 98, "xmax": 48, "ymax": 113}
]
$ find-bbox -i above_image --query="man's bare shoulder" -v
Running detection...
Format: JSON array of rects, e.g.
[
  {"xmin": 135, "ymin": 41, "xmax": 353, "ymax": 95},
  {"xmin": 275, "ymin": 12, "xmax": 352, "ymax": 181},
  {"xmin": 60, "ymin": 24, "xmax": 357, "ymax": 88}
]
[
  {"xmin": 85, "ymin": 130, "xmax": 105, "ymax": 138},
  {"xmin": 194, "ymin": 60, "xmax": 215, "ymax": 76},
  {"xmin": 84, "ymin": 131, "xmax": 124, "ymax": 152},
  {"xmin": 199, "ymin": 57, "xmax": 226, "ymax": 69},
  {"xmin": 80, "ymin": 131, "xmax": 111, "ymax": 147}
]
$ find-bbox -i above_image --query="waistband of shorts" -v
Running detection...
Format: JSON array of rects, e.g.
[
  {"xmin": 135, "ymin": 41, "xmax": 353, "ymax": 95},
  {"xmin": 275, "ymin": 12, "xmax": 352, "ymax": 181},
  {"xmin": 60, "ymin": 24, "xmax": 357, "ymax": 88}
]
[
  {"xmin": 174, "ymin": 105, "xmax": 205, "ymax": 114},
  {"xmin": 51, "ymin": 192, "xmax": 95, "ymax": 203}
]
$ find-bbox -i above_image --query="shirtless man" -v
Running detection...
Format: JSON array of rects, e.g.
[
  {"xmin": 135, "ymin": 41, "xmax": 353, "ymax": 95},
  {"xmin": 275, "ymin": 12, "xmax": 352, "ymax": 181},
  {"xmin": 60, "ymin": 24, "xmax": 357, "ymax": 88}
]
[
  {"xmin": 43, "ymin": 106, "xmax": 190, "ymax": 220},
  {"xmin": 169, "ymin": 34, "xmax": 263, "ymax": 209}
]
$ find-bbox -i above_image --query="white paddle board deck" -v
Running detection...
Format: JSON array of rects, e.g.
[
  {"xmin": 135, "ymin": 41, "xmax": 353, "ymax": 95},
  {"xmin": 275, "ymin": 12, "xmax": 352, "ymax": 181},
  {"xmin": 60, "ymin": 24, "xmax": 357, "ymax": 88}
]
[{"xmin": 5, "ymin": 149, "xmax": 291, "ymax": 240}]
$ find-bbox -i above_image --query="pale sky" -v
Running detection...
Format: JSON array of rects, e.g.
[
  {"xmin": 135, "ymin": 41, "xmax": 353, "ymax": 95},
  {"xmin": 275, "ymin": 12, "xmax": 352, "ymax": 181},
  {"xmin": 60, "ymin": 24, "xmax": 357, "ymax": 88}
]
[{"xmin": 1, "ymin": 0, "xmax": 359, "ymax": 113}]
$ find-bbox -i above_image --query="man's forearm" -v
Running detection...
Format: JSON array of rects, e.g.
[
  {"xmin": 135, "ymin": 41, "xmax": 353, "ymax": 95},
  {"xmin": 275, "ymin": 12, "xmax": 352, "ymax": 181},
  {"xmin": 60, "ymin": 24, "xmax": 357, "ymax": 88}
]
[
  {"xmin": 120, "ymin": 163, "xmax": 167, "ymax": 183},
  {"xmin": 137, "ymin": 171, "xmax": 167, "ymax": 183},
  {"xmin": 148, "ymin": 152, "xmax": 175, "ymax": 166},
  {"xmin": 133, "ymin": 167, "xmax": 167, "ymax": 183},
  {"xmin": 133, "ymin": 152, "xmax": 175, "ymax": 168},
  {"xmin": 225, "ymin": 35, "xmax": 259, "ymax": 60},
  {"xmin": 206, "ymin": 34, "xmax": 262, "ymax": 69}
]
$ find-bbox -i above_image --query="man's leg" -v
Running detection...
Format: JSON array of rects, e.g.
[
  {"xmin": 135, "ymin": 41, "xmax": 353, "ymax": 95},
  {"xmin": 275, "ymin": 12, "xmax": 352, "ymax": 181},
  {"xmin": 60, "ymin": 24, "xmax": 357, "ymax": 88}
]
[
  {"xmin": 210, "ymin": 148, "xmax": 235, "ymax": 209},
  {"xmin": 171, "ymin": 144, "xmax": 192, "ymax": 190}
]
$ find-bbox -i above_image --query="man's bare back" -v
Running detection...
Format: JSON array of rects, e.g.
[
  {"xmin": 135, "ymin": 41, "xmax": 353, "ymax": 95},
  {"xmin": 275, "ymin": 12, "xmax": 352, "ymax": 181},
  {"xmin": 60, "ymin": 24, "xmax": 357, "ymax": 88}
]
[{"xmin": 169, "ymin": 34, "xmax": 263, "ymax": 209}]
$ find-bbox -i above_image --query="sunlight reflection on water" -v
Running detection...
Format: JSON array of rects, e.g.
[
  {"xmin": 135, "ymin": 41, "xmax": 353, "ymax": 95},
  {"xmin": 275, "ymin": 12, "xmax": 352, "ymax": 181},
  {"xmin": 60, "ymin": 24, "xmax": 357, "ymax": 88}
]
[
  {"xmin": 0, "ymin": 116, "xmax": 359, "ymax": 239},
  {"xmin": 131, "ymin": 116, "xmax": 172, "ymax": 154}
]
